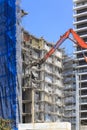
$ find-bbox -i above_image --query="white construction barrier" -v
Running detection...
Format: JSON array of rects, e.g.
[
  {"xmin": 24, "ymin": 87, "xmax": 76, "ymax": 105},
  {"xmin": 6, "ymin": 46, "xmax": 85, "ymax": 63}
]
[
  {"xmin": 81, "ymin": 126, "xmax": 87, "ymax": 130},
  {"xmin": 18, "ymin": 122, "xmax": 71, "ymax": 130}
]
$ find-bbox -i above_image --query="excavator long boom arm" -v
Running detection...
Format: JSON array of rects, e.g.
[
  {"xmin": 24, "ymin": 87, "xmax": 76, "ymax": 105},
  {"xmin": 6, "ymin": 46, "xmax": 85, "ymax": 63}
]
[{"xmin": 30, "ymin": 28, "xmax": 87, "ymax": 67}]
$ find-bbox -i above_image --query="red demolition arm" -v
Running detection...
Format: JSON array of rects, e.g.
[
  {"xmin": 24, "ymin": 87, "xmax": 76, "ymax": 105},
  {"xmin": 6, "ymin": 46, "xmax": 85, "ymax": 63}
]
[
  {"xmin": 30, "ymin": 29, "xmax": 87, "ymax": 67},
  {"xmin": 70, "ymin": 29, "xmax": 87, "ymax": 49}
]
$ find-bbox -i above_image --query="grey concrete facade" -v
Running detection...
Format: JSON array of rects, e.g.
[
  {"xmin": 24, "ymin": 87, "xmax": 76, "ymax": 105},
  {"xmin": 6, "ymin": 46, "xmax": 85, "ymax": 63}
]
[{"xmin": 62, "ymin": 50, "xmax": 76, "ymax": 130}]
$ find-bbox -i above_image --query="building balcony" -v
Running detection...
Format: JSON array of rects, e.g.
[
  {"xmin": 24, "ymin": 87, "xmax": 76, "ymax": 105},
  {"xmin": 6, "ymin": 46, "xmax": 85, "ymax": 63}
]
[
  {"xmin": 75, "ymin": 64, "xmax": 87, "ymax": 69},
  {"xmin": 73, "ymin": 19, "xmax": 87, "ymax": 25},
  {"xmin": 63, "ymin": 72, "xmax": 74, "ymax": 77},
  {"xmin": 81, "ymin": 96, "xmax": 87, "ymax": 99},
  {"xmin": 74, "ymin": 49, "xmax": 87, "ymax": 54},
  {"xmin": 64, "ymin": 113, "xmax": 76, "ymax": 118},
  {"xmin": 80, "ymin": 110, "xmax": 87, "ymax": 113},
  {"xmin": 74, "ymin": 57, "xmax": 85, "ymax": 62},
  {"xmin": 80, "ymin": 34, "xmax": 87, "ymax": 38},
  {"xmin": 73, "ymin": 4, "xmax": 87, "ymax": 10},
  {"xmin": 64, "ymin": 91, "xmax": 75, "ymax": 97},
  {"xmin": 80, "ymin": 102, "xmax": 87, "ymax": 105},
  {"xmin": 73, "ymin": 12, "xmax": 87, "ymax": 18},
  {"xmin": 80, "ymin": 87, "xmax": 87, "ymax": 90},
  {"xmin": 78, "ymin": 72, "xmax": 87, "ymax": 76},
  {"xmin": 73, "ymin": 0, "xmax": 87, "ymax": 3},
  {"xmin": 65, "ymin": 101, "xmax": 75, "ymax": 105},
  {"xmin": 74, "ymin": 27, "xmax": 87, "ymax": 32},
  {"xmin": 65, "ymin": 106, "xmax": 76, "ymax": 111},
  {"xmin": 80, "ymin": 117, "xmax": 87, "ymax": 120},
  {"xmin": 64, "ymin": 85, "xmax": 73, "ymax": 90},
  {"xmin": 79, "ymin": 79, "xmax": 87, "ymax": 83}
]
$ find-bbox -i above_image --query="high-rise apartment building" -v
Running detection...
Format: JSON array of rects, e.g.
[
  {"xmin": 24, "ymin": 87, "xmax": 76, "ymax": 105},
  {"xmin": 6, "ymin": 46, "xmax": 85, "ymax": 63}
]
[
  {"xmin": 73, "ymin": 0, "xmax": 87, "ymax": 130},
  {"xmin": 62, "ymin": 51, "xmax": 76, "ymax": 130},
  {"xmin": 22, "ymin": 30, "xmax": 64, "ymax": 123}
]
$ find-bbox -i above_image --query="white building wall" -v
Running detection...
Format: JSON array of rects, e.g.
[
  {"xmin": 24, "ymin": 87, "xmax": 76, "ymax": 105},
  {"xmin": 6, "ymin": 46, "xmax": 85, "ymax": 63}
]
[{"xmin": 73, "ymin": 0, "xmax": 87, "ymax": 130}]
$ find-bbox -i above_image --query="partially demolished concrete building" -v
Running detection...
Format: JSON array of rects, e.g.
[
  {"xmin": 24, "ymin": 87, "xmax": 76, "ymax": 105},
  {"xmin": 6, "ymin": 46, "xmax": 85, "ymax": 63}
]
[{"xmin": 22, "ymin": 30, "xmax": 64, "ymax": 123}]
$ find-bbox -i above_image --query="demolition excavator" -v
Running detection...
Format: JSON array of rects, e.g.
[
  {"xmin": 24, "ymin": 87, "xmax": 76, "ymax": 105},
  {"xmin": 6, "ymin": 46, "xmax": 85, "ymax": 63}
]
[{"xmin": 30, "ymin": 28, "xmax": 87, "ymax": 67}]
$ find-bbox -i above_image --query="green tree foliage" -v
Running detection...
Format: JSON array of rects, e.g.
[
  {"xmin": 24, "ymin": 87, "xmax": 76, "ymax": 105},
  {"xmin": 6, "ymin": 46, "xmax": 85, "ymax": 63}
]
[{"xmin": 0, "ymin": 118, "xmax": 13, "ymax": 130}]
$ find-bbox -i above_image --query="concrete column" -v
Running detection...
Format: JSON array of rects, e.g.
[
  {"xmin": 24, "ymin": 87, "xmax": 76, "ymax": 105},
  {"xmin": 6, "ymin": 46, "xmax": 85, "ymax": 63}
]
[
  {"xmin": 76, "ymin": 72, "xmax": 79, "ymax": 130},
  {"xmin": 32, "ymin": 89, "xmax": 34, "ymax": 123}
]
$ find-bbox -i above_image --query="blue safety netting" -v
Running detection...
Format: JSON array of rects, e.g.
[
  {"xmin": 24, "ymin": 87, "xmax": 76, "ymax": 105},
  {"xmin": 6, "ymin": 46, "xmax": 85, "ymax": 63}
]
[{"xmin": 0, "ymin": 0, "xmax": 22, "ymax": 129}]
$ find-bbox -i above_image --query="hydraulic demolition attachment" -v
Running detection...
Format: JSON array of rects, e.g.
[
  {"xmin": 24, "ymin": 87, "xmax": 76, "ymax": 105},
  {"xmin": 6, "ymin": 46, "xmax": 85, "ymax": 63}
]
[{"xmin": 30, "ymin": 28, "xmax": 87, "ymax": 67}]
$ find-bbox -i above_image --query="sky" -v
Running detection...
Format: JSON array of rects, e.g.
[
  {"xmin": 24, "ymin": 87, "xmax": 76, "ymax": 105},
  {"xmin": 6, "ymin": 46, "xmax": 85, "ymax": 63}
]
[{"xmin": 21, "ymin": 0, "xmax": 74, "ymax": 55}]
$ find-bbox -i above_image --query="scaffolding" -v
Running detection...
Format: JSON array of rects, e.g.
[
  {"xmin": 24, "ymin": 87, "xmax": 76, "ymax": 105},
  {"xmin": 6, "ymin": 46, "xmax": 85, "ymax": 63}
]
[{"xmin": 0, "ymin": 0, "xmax": 22, "ymax": 130}]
